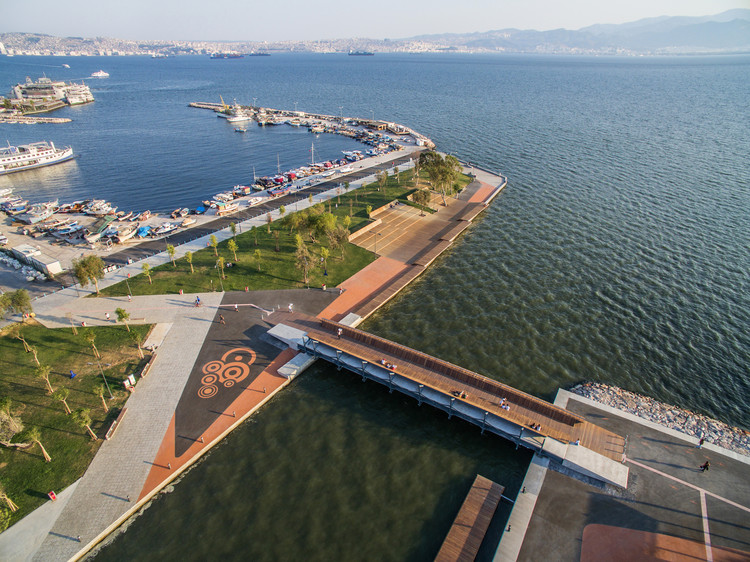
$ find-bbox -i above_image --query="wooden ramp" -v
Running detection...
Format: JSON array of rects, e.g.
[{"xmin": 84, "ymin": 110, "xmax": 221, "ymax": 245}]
[{"xmin": 435, "ymin": 475, "xmax": 504, "ymax": 562}]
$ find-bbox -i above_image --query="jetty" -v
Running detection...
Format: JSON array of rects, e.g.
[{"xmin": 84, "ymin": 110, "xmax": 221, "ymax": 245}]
[{"xmin": 0, "ymin": 114, "xmax": 72, "ymax": 124}]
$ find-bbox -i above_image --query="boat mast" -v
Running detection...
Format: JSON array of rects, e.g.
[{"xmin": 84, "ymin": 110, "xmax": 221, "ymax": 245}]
[{"xmin": 310, "ymin": 142, "xmax": 315, "ymax": 166}]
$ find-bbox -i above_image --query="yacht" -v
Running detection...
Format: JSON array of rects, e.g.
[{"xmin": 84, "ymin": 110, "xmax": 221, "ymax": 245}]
[
  {"xmin": 0, "ymin": 141, "xmax": 75, "ymax": 175},
  {"xmin": 91, "ymin": 70, "xmax": 109, "ymax": 78}
]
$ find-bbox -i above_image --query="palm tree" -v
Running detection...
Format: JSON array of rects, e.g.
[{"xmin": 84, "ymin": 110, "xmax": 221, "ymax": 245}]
[
  {"xmin": 25, "ymin": 426, "xmax": 51, "ymax": 462},
  {"xmin": 83, "ymin": 330, "xmax": 100, "ymax": 358},
  {"xmin": 210, "ymin": 234, "xmax": 218, "ymax": 256},
  {"xmin": 0, "ymin": 483, "xmax": 19, "ymax": 512},
  {"xmin": 130, "ymin": 330, "xmax": 144, "ymax": 359},
  {"xmin": 93, "ymin": 384, "xmax": 109, "ymax": 413},
  {"xmin": 53, "ymin": 388, "xmax": 71, "ymax": 415},
  {"xmin": 141, "ymin": 263, "xmax": 152, "ymax": 284},
  {"xmin": 167, "ymin": 244, "xmax": 176, "ymax": 267},
  {"xmin": 115, "ymin": 307, "xmax": 131, "ymax": 332},
  {"xmin": 227, "ymin": 239, "xmax": 238, "ymax": 262},
  {"xmin": 35, "ymin": 364, "xmax": 54, "ymax": 394},
  {"xmin": 72, "ymin": 408, "xmax": 97, "ymax": 441},
  {"xmin": 72, "ymin": 255, "xmax": 105, "ymax": 295},
  {"xmin": 185, "ymin": 251, "xmax": 194, "ymax": 274}
]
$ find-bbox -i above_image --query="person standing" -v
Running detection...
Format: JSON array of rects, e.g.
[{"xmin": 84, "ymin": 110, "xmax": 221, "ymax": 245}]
[
  {"xmin": 337, "ymin": 327, "xmax": 343, "ymax": 339},
  {"xmin": 105, "ymin": 312, "xmax": 110, "ymax": 321},
  {"xmin": 699, "ymin": 461, "xmax": 710, "ymax": 472},
  {"xmin": 697, "ymin": 437, "xmax": 705, "ymax": 448},
  {"xmin": 219, "ymin": 315, "xmax": 225, "ymax": 325}
]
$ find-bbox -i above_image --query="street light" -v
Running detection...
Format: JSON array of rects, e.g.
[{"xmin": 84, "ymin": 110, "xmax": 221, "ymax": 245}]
[{"xmin": 97, "ymin": 358, "xmax": 114, "ymax": 399}]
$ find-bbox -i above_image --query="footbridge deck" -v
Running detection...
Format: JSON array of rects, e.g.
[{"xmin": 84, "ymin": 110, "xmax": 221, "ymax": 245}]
[{"xmin": 268, "ymin": 312, "xmax": 626, "ymax": 465}]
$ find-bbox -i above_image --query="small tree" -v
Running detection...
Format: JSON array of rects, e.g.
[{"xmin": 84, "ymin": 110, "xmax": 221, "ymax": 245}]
[
  {"xmin": 272, "ymin": 230, "xmax": 280, "ymax": 252},
  {"xmin": 141, "ymin": 263, "xmax": 152, "ymax": 285},
  {"xmin": 0, "ymin": 483, "xmax": 19, "ymax": 513},
  {"xmin": 279, "ymin": 205, "xmax": 286, "ymax": 219},
  {"xmin": 216, "ymin": 257, "xmax": 225, "ymax": 279},
  {"xmin": 343, "ymin": 215, "xmax": 352, "ymax": 230},
  {"xmin": 185, "ymin": 251, "xmax": 194, "ymax": 274},
  {"xmin": 72, "ymin": 408, "xmax": 97, "ymax": 441},
  {"xmin": 53, "ymin": 388, "xmax": 72, "ymax": 415},
  {"xmin": 0, "ymin": 399, "xmax": 24, "ymax": 447},
  {"xmin": 366, "ymin": 204, "xmax": 372, "ymax": 218},
  {"xmin": 130, "ymin": 330, "xmax": 144, "ymax": 359},
  {"xmin": 295, "ymin": 243, "xmax": 312, "ymax": 285},
  {"xmin": 73, "ymin": 255, "xmax": 105, "ymax": 295},
  {"xmin": 94, "ymin": 384, "xmax": 109, "ymax": 413},
  {"xmin": 35, "ymin": 364, "xmax": 54, "ymax": 394},
  {"xmin": 230, "ymin": 222, "xmax": 237, "ymax": 238},
  {"xmin": 167, "ymin": 244, "xmax": 176, "ymax": 267},
  {"xmin": 377, "ymin": 170, "xmax": 388, "ymax": 192},
  {"xmin": 25, "ymin": 426, "xmax": 51, "ymax": 462},
  {"xmin": 29, "ymin": 346, "xmax": 40, "ymax": 366},
  {"xmin": 228, "ymin": 239, "xmax": 238, "ymax": 262},
  {"xmin": 210, "ymin": 235, "xmax": 218, "ymax": 256},
  {"xmin": 344, "ymin": 181, "xmax": 350, "ymax": 193},
  {"xmin": 251, "ymin": 226, "xmax": 258, "ymax": 246},
  {"xmin": 266, "ymin": 213, "xmax": 273, "ymax": 233},
  {"xmin": 254, "ymin": 249, "xmax": 262, "ymax": 272},
  {"xmin": 320, "ymin": 247, "xmax": 330, "ymax": 271},
  {"xmin": 394, "ymin": 166, "xmax": 399, "ymax": 184},
  {"xmin": 0, "ymin": 289, "xmax": 32, "ymax": 318},
  {"xmin": 115, "ymin": 307, "xmax": 131, "ymax": 332},
  {"xmin": 83, "ymin": 329, "xmax": 100, "ymax": 358}
]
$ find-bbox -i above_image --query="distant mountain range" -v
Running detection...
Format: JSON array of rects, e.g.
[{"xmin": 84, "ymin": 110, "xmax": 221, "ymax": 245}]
[{"xmin": 2, "ymin": 10, "xmax": 749, "ymax": 56}]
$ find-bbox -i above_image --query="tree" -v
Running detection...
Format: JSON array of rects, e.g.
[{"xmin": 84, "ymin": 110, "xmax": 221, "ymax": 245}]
[
  {"xmin": 394, "ymin": 166, "xmax": 400, "ymax": 184},
  {"xmin": 29, "ymin": 346, "xmax": 40, "ymax": 366},
  {"xmin": 185, "ymin": 251, "xmax": 194, "ymax": 274},
  {"xmin": 209, "ymin": 234, "xmax": 218, "ymax": 256},
  {"xmin": 412, "ymin": 188, "xmax": 431, "ymax": 215},
  {"xmin": 366, "ymin": 204, "xmax": 372, "ymax": 218},
  {"xmin": 83, "ymin": 329, "xmax": 100, "ymax": 358},
  {"xmin": 141, "ymin": 263, "xmax": 152, "ymax": 285},
  {"xmin": 266, "ymin": 213, "xmax": 273, "ymax": 233},
  {"xmin": 130, "ymin": 330, "xmax": 144, "ymax": 359},
  {"xmin": 251, "ymin": 226, "xmax": 259, "ymax": 246},
  {"xmin": 320, "ymin": 247, "xmax": 330, "ymax": 271},
  {"xmin": 25, "ymin": 426, "xmax": 51, "ymax": 462},
  {"xmin": 72, "ymin": 408, "xmax": 97, "ymax": 441},
  {"xmin": 254, "ymin": 249, "xmax": 262, "ymax": 272},
  {"xmin": 0, "ymin": 483, "xmax": 19, "ymax": 513},
  {"xmin": 317, "ymin": 212, "xmax": 337, "ymax": 240},
  {"xmin": 53, "ymin": 388, "xmax": 71, "ymax": 415},
  {"xmin": 230, "ymin": 222, "xmax": 237, "ymax": 238},
  {"xmin": 0, "ymin": 399, "xmax": 24, "ymax": 447},
  {"xmin": 344, "ymin": 181, "xmax": 350, "ymax": 193},
  {"xmin": 272, "ymin": 230, "xmax": 280, "ymax": 252},
  {"xmin": 115, "ymin": 307, "xmax": 130, "ymax": 332},
  {"xmin": 279, "ymin": 205, "xmax": 286, "ymax": 219},
  {"xmin": 216, "ymin": 257, "xmax": 225, "ymax": 279},
  {"xmin": 331, "ymin": 225, "xmax": 350, "ymax": 259},
  {"xmin": 377, "ymin": 170, "xmax": 388, "ymax": 192},
  {"xmin": 35, "ymin": 364, "xmax": 54, "ymax": 394},
  {"xmin": 228, "ymin": 239, "xmax": 238, "ymax": 262},
  {"xmin": 0, "ymin": 290, "xmax": 32, "ymax": 318},
  {"xmin": 167, "ymin": 244, "xmax": 176, "ymax": 267},
  {"xmin": 342, "ymin": 215, "xmax": 352, "ymax": 230},
  {"xmin": 73, "ymin": 255, "xmax": 105, "ymax": 295},
  {"xmin": 94, "ymin": 384, "xmax": 109, "ymax": 413},
  {"xmin": 0, "ymin": 508, "xmax": 11, "ymax": 533},
  {"xmin": 308, "ymin": 194, "xmax": 313, "ymax": 205},
  {"xmin": 295, "ymin": 244, "xmax": 312, "ymax": 285}
]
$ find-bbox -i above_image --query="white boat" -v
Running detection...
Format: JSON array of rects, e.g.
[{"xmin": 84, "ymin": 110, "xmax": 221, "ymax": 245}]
[
  {"xmin": 91, "ymin": 70, "xmax": 109, "ymax": 78},
  {"xmin": 0, "ymin": 141, "xmax": 75, "ymax": 175},
  {"xmin": 181, "ymin": 216, "xmax": 197, "ymax": 227},
  {"xmin": 115, "ymin": 225, "xmax": 138, "ymax": 243},
  {"xmin": 153, "ymin": 222, "xmax": 179, "ymax": 236},
  {"xmin": 214, "ymin": 192, "xmax": 234, "ymax": 202},
  {"xmin": 0, "ymin": 188, "xmax": 13, "ymax": 198}
]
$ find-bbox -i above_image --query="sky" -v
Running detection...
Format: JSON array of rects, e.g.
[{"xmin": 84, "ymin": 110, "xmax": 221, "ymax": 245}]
[{"xmin": 2, "ymin": 0, "xmax": 749, "ymax": 42}]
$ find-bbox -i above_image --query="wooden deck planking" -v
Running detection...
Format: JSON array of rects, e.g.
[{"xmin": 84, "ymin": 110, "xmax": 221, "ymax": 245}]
[
  {"xmin": 435, "ymin": 475, "xmax": 504, "ymax": 562},
  {"xmin": 273, "ymin": 313, "xmax": 625, "ymax": 461}
]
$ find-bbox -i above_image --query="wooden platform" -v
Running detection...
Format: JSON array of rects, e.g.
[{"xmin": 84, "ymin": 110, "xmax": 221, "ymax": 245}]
[
  {"xmin": 269, "ymin": 312, "xmax": 626, "ymax": 461},
  {"xmin": 435, "ymin": 475, "xmax": 504, "ymax": 562}
]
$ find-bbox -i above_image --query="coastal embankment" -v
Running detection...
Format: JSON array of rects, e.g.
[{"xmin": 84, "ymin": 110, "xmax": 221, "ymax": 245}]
[{"xmin": 570, "ymin": 382, "xmax": 750, "ymax": 457}]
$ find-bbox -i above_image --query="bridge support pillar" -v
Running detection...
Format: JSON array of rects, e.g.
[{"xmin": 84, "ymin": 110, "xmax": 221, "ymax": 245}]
[
  {"xmin": 448, "ymin": 397, "xmax": 455, "ymax": 419},
  {"xmin": 336, "ymin": 350, "xmax": 343, "ymax": 371},
  {"xmin": 481, "ymin": 411, "xmax": 488, "ymax": 435},
  {"xmin": 388, "ymin": 371, "xmax": 394, "ymax": 393},
  {"xmin": 361, "ymin": 361, "xmax": 368, "ymax": 381},
  {"xmin": 417, "ymin": 384, "xmax": 424, "ymax": 406}
]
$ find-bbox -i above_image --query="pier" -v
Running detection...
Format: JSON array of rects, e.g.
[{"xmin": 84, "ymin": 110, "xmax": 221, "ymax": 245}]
[{"xmin": 268, "ymin": 311, "xmax": 629, "ymax": 487}]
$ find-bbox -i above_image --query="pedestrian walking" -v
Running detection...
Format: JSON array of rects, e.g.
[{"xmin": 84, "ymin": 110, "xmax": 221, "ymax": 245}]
[
  {"xmin": 234, "ymin": 303, "xmax": 239, "ymax": 312},
  {"xmin": 337, "ymin": 327, "xmax": 343, "ymax": 339},
  {"xmin": 127, "ymin": 294, "xmax": 132, "ymax": 302},
  {"xmin": 697, "ymin": 437, "xmax": 705, "ymax": 448},
  {"xmin": 699, "ymin": 461, "xmax": 710, "ymax": 472},
  {"xmin": 288, "ymin": 303, "xmax": 293, "ymax": 313},
  {"xmin": 219, "ymin": 314, "xmax": 225, "ymax": 324},
  {"xmin": 263, "ymin": 387, "xmax": 267, "ymax": 393},
  {"xmin": 105, "ymin": 312, "xmax": 110, "ymax": 321}
]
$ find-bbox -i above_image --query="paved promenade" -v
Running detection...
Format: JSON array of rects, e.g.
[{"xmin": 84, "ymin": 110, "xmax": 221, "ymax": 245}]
[{"xmin": 0, "ymin": 162, "xmax": 509, "ymax": 561}]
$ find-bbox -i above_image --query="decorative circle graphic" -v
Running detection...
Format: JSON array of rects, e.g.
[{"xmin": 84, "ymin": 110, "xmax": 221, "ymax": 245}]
[{"xmin": 198, "ymin": 347, "xmax": 257, "ymax": 399}]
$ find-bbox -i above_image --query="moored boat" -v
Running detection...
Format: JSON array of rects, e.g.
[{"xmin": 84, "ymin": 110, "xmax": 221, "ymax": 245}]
[{"xmin": 0, "ymin": 141, "xmax": 75, "ymax": 175}]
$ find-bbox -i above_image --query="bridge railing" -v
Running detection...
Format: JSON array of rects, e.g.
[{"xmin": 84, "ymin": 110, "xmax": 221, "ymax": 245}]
[{"xmin": 320, "ymin": 319, "xmax": 585, "ymax": 427}]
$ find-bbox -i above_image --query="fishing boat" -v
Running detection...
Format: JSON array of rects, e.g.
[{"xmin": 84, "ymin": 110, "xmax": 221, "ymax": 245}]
[
  {"xmin": 215, "ymin": 201, "xmax": 239, "ymax": 216},
  {"xmin": 116, "ymin": 211, "xmax": 133, "ymax": 221},
  {"xmin": 153, "ymin": 222, "xmax": 179, "ymax": 236},
  {"xmin": 115, "ymin": 225, "xmax": 138, "ymax": 243},
  {"xmin": 139, "ymin": 210, "xmax": 151, "ymax": 221},
  {"xmin": 181, "ymin": 216, "xmax": 197, "ymax": 227},
  {"xmin": 0, "ymin": 141, "xmax": 75, "ymax": 175}
]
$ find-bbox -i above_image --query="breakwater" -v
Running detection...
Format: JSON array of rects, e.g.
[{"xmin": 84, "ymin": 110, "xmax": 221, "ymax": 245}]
[{"xmin": 570, "ymin": 382, "xmax": 750, "ymax": 457}]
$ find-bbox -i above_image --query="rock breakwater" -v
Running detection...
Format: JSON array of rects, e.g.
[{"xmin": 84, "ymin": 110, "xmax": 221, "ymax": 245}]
[{"xmin": 570, "ymin": 382, "xmax": 750, "ymax": 458}]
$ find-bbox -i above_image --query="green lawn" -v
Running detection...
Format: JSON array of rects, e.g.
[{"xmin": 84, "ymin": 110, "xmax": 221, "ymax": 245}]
[
  {"xmin": 99, "ymin": 169, "xmax": 472, "ymax": 297},
  {"xmin": 0, "ymin": 323, "xmax": 152, "ymax": 528}
]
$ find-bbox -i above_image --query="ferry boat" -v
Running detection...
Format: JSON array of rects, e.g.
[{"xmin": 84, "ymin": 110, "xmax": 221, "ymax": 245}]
[
  {"xmin": 91, "ymin": 70, "xmax": 109, "ymax": 78},
  {"xmin": 0, "ymin": 141, "xmax": 75, "ymax": 175}
]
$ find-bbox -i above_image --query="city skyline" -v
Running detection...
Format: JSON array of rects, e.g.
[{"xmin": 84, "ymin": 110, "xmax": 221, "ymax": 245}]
[{"xmin": 2, "ymin": 0, "xmax": 749, "ymax": 43}]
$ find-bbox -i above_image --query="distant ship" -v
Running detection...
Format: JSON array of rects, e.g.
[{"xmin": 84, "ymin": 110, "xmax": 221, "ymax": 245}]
[
  {"xmin": 247, "ymin": 52, "xmax": 271, "ymax": 57},
  {"xmin": 210, "ymin": 52, "xmax": 244, "ymax": 59},
  {"xmin": 91, "ymin": 70, "xmax": 109, "ymax": 78},
  {"xmin": 0, "ymin": 141, "xmax": 75, "ymax": 175},
  {"xmin": 11, "ymin": 75, "xmax": 94, "ymax": 106},
  {"xmin": 348, "ymin": 50, "xmax": 374, "ymax": 56}
]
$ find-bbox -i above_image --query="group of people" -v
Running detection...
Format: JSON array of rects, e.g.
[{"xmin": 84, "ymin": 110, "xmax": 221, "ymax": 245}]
[
  {"xmin": 529, "ymin": 423, "xmax": 542, "ymax": 431},
  {"xmin": 379, "ymin": 359, "xmax": 397, "ymax": 371},
  {"xmin": 450, "ymin": 390, "xmax": 469, "ymax": 399}
]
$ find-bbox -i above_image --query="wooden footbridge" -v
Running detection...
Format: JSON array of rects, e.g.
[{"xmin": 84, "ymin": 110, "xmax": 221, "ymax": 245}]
[{"xmin": 268, "ymin": 312, "xmax": 627, "ymax": 468}]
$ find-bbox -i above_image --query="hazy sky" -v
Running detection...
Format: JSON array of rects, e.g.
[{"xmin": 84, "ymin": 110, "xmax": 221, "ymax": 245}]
[{"xmin": 2, "ymin": 0, "xmax": 748, "ymax": 42}]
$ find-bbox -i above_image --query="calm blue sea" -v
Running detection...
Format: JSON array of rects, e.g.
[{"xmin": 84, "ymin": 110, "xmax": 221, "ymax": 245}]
[{"xmin": 1, "ymin": 53, "xmax": 748, "ymax": 560}]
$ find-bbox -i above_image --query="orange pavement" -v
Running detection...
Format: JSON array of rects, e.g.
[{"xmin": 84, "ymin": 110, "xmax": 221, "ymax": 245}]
[
  {"xmin": 318, "ymin": 255, "xmax": 411, "ymax": 321},
  {"xmin": 467, "ymin": 181, "xmax": 497, "ymax": 204},
  {"xmin": 138, "ymin": 347, "xmax": 298, "ymax": 501}
]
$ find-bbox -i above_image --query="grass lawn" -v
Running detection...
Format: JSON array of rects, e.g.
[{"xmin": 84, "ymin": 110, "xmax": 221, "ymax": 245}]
[
  {"xmin": 0, "ymin": 322, "xmax": 152, "ymax": 529},
  {"xmin": 99, "ymin": 169, "xmax": 473, "ymax": 297}
]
